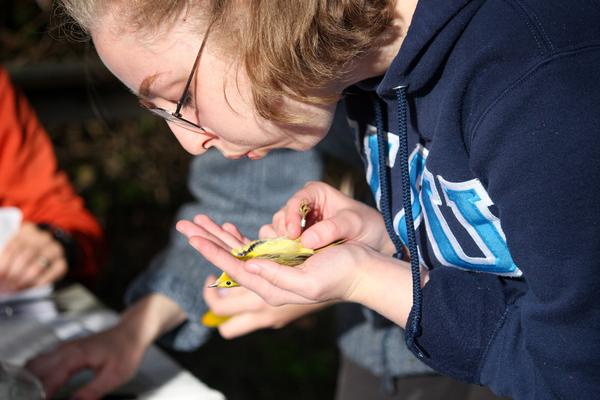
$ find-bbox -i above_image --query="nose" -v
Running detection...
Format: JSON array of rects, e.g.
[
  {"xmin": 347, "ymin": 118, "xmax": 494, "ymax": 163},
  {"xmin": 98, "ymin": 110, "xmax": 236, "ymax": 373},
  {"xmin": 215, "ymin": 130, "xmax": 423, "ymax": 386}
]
[{"xmin": 167, "ymin": 122, "xmax": 216, "ymax": 155}]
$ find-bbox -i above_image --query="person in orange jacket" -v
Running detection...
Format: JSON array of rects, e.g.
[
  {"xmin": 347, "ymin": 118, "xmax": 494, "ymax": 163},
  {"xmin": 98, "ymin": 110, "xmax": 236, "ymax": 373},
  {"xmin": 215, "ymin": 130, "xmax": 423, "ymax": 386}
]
[{"xmin": 0, "ymin": 67, "xmax": 104, "ymax": 292}]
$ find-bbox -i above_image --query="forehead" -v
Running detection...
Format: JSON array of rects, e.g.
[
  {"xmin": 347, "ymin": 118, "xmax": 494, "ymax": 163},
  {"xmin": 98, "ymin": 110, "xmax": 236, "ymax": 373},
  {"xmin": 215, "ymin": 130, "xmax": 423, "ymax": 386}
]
[{"xmin": 91, "ymin": 19, "xmax": 199, "ymax": 96}]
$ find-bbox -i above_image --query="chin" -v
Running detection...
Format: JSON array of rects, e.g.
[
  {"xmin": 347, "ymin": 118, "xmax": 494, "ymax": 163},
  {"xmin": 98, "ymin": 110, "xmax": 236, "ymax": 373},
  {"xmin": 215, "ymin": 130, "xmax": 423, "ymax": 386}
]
[
  {"xmin": 223, "ymin": 152, "xmax": 248, "ymax": 160},
  {"xmin": 247, "ymin": 151, "xmax": 267, "ymax": 160}
]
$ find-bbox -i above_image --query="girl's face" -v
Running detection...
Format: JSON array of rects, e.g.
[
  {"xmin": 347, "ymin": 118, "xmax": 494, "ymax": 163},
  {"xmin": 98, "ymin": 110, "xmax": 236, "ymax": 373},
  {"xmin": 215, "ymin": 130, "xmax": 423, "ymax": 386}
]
[{"xmin": 92, "ymin": 19, "xmax": 336, "ymax": 159}]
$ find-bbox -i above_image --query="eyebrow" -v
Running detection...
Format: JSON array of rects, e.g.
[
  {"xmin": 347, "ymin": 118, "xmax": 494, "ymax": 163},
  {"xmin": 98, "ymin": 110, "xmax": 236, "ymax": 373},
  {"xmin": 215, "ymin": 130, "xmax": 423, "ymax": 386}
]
[{"xmin": 138, "ymin": 73, "xmax": 161, "ymax": 98}]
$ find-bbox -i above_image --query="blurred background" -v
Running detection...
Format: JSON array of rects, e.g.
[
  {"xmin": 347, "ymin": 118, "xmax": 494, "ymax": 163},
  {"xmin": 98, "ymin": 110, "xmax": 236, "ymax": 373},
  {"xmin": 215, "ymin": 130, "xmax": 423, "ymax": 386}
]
[{"xmin": 1, "ymin": 1, "xmax": 338, "ymax": 398}]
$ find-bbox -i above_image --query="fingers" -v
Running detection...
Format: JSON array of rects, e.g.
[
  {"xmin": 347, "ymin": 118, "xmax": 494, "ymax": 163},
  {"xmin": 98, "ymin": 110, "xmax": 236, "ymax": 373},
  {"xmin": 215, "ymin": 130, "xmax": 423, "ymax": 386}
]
[
  {"xmin": 218, "ymin": 303, "xmax": 326, "ymax": 339},
  {"xmin": 0, "ymin": 231, "xmax": 66, "ymax": 291},
  {"xmin": 193, "ymin": 215, "xmax": 244, "ymax": 249},
  {"xmin": 300, "ymin": 209, "xmax": 361, "ymax": 249},
  {"xmin": 188, "ymin": 236, "xmax": 247, "ymax": 284},
  {"xmin": 34, "ymin": 258, "xmax": 67, "ymax": 287},
  {"xmin": 2, "ymin": 244, "xmax": 37, "ymax": 285},
  {"xmin": 203, "ymin": 277, "xmax": 265, "ymax": 316},
  {"xmin": 0, "ymin": 237, "xmax": 22, "ymax": 281},
  {"xmin": 270, "ymin": 209, "xmax": 289, "ymax": 237},
  {"xmin": 243, "ymin": 260, "xmax": 319, "ymax": 300},
  {"xmin": 221, "ymin": 222, "xmax": 249, "ymax": 244},
  {"xmin": 71, "ymin": 363, "xmax": 129, "ymax": 400},
  {"xmin": 258, "ymin": 224, "xmax": 278, "ymax": 239},
  {"xmin": 27, "ymin": 343, "xmax": 89, "ymax": 398},
  {"xmin": 189, "ymin": 236, "xmax": 309, "ymax": 305},
  {"xmin": 278, "ymin": 181, "xmax": 339, "ymax": 239},
  {"xmin": 26, "ymin": 346, "xmax": 65, "ymax": 379},
  {"xmin": 176, "ymin": 220, "xmax": 231, "ymax": 250},
  {"xmin": 176, "ymin": 216, "xmax": 244, "ymax": 250},
  {"xmin": 218, "ymin": 312, "xmax": 271, "ymax": 339}
]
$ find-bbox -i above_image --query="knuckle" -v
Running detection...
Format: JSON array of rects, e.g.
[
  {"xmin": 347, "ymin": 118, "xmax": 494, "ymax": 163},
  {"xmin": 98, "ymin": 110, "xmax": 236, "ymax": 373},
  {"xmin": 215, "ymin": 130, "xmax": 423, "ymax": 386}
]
[
  {"xmin": 114, "ymin": 363, "xmax": 133, "ymax": 380},
  {"xmin": 219, "ymin": 327, "xmax": 235, "ymax": 340},
  {"xmin": 263, "ymin": 313, "xmax": 284, "ymax": 329},
  {"xmin": 306, "ymin": 282, "xmax": 324, "ymax": 301},
  {"xmin": 317, "ymin": 219, "xmax": 340, "ymax": 240},
  {"xmin": 39, "ymin": 230, "xmax": 53, "ymax": 242},
  {"xmin": 264, "ymin": 296, "xmax": 283, "ymax": 307},
  {"xmin": 258, "ymin": 225, "xmax": 271, "ymax": 238},
  {"xmin": 51, "ymin": 242, "xmax": 65, "ymax": 256},
  {"xmin": 210, "ymin": 303, "xmax": 226, "ymax": 316},
  {"xmin": 193, "ymin": 214, "xmax": 210, "ymax": 225},
  {"xmin": 304, "ymin": 180, "xmax": 322, "ymax": 189}
]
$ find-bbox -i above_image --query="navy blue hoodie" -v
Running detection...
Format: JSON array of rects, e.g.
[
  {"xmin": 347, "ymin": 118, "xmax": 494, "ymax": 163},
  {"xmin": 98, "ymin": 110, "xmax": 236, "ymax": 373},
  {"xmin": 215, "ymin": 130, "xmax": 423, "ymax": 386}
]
[{"xmin": 344, "ymin": 0, "xmax": 600, "ymax": 398}]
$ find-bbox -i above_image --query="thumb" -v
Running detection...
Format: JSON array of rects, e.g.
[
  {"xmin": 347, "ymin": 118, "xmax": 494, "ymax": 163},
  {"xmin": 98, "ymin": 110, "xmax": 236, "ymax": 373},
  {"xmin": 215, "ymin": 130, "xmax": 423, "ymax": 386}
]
[{"xmin": 300, "ymin": 214, "xmax": 352, "ymax": 249}]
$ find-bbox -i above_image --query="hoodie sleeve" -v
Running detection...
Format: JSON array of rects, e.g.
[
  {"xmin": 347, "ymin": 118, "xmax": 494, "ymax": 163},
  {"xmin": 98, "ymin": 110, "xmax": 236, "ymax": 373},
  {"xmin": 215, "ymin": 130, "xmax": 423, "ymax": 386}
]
[{"xmin": 414, "ymin": 49, "xmax": 600, "ymax": 398}]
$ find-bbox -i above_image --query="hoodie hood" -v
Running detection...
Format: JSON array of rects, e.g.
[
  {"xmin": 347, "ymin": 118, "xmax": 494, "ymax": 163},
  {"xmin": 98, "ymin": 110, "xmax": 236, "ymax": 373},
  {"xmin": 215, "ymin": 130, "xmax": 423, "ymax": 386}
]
[{"xmin": 378, "ymin": 0, "xmax": 484, "ymax": 96}]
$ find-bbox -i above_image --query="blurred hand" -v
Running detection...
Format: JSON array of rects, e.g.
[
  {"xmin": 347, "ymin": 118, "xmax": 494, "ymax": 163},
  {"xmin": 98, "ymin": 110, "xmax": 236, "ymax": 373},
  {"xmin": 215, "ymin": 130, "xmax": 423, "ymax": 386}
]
[
  {"xmin": 25, "ymin": 324, "xmax": 145, "ymax": 400},
  {"xmin": 202, "ymin": 275, "xmax": 328, "ymax": 339},
  {"xmin": 261, "ymin": 181, "xmax": 395, "ymax": 255},
  {"xmin": 26, "ymin": 293, "xmax": 186, "ymax": 400},
  {"xmin": 0, "ymin": 222, "xmax": 67, "ymax": 292}
]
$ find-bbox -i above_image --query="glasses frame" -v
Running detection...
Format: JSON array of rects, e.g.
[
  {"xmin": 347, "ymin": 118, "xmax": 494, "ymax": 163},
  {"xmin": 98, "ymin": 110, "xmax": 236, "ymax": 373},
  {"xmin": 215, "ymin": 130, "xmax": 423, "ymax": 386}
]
[{"xmin": 139, "ymin": 21, "xmax": 214, "ymax": 133}]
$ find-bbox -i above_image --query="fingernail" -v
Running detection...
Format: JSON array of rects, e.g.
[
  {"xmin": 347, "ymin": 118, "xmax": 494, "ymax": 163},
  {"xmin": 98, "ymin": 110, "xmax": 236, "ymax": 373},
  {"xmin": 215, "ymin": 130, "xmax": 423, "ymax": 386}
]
[
  {"xmin": 245, "ymin": 263, "xmax": 261, "ymax": 273},
  {"xmin": 287, "ymin": 223, "xmax": 297, "ymax": 235}
]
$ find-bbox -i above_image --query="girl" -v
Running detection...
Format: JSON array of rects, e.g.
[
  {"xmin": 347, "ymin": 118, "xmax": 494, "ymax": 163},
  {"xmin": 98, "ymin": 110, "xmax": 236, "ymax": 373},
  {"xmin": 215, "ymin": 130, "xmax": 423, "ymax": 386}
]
[{"xmin": 58, "ymin": 1, "xmax": 600, "ymax": 399}]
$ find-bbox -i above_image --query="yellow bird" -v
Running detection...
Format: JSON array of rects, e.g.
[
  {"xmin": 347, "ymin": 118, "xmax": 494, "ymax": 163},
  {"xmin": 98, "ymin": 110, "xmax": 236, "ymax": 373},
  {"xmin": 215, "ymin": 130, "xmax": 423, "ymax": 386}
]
[
  {"xmin": 203, "ymin": 200, "xmax": 342, "ymax": 326},
  {"xmin": 203, "ymin": 236, "xmax": 326, "ymax": 327},
  {"xmin": 208, "ymin": 237, "xmax": 343, "ymax": 288},
  {"xmin": 208, "ymin": 237, "xmax": 316, "ymax": 288}
]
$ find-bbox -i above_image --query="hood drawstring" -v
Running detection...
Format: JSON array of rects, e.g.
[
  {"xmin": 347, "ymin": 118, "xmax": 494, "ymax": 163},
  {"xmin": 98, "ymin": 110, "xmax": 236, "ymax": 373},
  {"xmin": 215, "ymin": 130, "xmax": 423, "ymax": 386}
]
[{"xmin": 374, "ymin": 86, "xmax": 426, "ymax": 361}]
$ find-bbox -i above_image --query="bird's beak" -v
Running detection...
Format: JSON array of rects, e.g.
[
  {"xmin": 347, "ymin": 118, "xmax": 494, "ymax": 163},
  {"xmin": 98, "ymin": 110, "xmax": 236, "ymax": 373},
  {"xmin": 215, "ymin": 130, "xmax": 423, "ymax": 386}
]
[{"xmin": 208, "ymin": 281, "xmax": 219, "ymax": 288}]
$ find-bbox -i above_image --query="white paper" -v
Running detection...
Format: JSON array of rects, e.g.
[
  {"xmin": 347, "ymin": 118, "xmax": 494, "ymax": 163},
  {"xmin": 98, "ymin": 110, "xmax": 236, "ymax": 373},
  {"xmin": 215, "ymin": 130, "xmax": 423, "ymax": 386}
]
[
  {"xmin": 0, "ymin": 207, "xmax": 21, "ymax": 251},
  {"xmin": 0, "ymin": 284, "xmax": 53, "ymax": 303}
]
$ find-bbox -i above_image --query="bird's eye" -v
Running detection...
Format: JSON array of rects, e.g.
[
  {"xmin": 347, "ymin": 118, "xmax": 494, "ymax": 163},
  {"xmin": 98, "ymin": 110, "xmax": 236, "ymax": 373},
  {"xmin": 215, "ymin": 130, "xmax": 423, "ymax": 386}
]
[{"xmin": 226, "ymin": 281, "xmax": 232, "ymax": 286}]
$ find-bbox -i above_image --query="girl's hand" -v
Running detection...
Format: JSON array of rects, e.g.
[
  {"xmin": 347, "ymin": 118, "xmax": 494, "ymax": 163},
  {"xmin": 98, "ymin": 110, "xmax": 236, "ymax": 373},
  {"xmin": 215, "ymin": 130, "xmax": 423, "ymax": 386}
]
[
  {"xmin": 261, "ymin": 181, "xmax": 395, "ymax": 255},
  {"xmin": 176, "ymin": 214, "xmax": 249, "ymax": 253},
  {"xmin": 181, "ymin": 214, "xmax": 419, "ymax": 328},
  {"xmin": 182, "ymin": 219, "xmax": 372, "ymax": 305},
  {"xmin": 203, "ymin": 276, "xmax": 328, "ymax": 339},
  {"xmin": 0, "ymin": 223, "xmax": 67, "ymax": 292}
]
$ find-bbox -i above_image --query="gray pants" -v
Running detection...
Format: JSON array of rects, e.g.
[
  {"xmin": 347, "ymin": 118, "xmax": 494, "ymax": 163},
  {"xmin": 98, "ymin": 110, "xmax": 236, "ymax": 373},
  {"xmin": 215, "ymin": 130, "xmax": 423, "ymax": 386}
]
[{"xmin": 335, "ymin": 355, "xmax": 510, "ymax": 400}]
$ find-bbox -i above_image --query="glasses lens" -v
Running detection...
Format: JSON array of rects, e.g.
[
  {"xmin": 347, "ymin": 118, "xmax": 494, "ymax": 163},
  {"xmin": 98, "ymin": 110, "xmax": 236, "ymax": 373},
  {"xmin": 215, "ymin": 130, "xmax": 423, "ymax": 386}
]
[{"xmin": 140, "ymin": 100, "xmax": 205, "ymax": 133}]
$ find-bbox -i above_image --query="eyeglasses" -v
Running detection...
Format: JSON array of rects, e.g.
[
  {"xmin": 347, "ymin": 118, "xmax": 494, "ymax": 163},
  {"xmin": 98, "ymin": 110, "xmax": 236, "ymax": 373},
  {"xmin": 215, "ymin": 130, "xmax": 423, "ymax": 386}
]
[{"xmin": 139, "ymin": 21, "xmax": 213, "ymax": 133}]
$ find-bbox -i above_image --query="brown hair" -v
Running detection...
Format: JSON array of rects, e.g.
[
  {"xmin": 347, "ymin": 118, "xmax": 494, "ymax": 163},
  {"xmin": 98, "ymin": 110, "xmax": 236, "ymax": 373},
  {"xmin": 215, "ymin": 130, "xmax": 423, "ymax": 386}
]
[{"xmin": 59, "ymin": 0, "xmax": 395, "ymax": 123}]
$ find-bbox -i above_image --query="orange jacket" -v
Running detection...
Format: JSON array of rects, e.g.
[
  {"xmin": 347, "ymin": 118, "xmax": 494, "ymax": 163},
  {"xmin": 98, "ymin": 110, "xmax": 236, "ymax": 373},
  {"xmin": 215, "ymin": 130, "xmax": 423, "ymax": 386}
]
[{"xmin": 0, "ymin": 68, "xmax": 104, "ymax": 284}]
